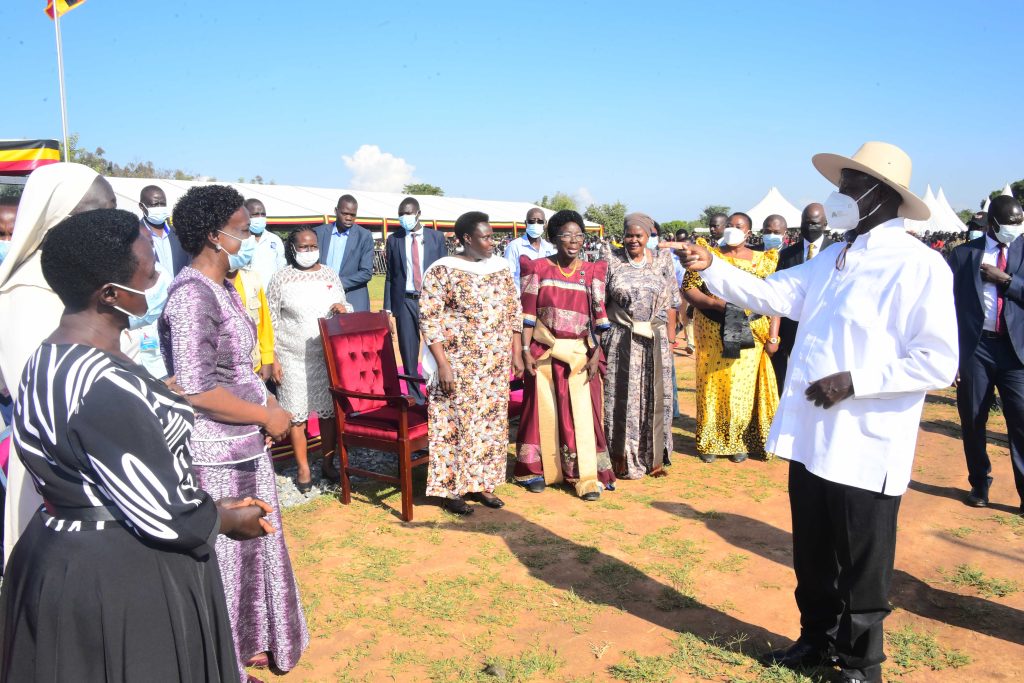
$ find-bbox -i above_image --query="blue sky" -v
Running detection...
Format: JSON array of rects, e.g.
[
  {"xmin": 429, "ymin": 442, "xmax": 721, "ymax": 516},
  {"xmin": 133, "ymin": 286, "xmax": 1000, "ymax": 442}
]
[{"xmin": 4, "ymin": 1, "xmax": 1021, "ymax": 220}]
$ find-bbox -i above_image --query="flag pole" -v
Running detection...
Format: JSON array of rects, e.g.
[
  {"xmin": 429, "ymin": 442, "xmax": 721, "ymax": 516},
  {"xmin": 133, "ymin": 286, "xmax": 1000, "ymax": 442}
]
[{"xmin": 53, "ymin": 10, "xmax": 70, "ymax": 161}]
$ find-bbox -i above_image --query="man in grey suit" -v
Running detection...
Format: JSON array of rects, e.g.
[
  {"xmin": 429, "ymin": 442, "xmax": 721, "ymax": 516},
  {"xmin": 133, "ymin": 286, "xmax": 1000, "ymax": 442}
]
[{"xmin": 316, "ymin": 194, "xmax": 375, "ymax": 311}]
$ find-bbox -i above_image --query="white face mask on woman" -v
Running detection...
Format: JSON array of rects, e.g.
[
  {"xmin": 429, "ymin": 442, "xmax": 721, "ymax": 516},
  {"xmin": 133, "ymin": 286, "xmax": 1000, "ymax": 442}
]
[
  {"xmin": 719, "ymin": 226, "xmax": 746, "ymax": 247},
  {"xmin": 295, "ymin": 249, "xmax": 320, "ymax": 268}
]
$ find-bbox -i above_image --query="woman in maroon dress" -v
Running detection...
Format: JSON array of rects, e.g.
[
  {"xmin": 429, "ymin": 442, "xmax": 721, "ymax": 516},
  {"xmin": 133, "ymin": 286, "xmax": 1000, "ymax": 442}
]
[{"xmin": 514, "ymin": 210, "xmax": 614, "ymax": 500}]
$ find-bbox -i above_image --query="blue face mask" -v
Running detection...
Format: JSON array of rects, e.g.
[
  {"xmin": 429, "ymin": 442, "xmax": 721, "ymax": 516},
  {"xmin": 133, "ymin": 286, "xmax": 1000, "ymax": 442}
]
[
  {"xmin": 399, "ymin": 214, "xmax": 419, "ymax": 232},
  {"xmin": 525, "ymin": 224, "xmax": 545, "ymax": 239},
  {"xmin": 761, "ymin": 233, "xmax": 784, "ymax": 250},
  {"xmin": 967, "ymin": 229, "xmax": 984, "ymax": 241},
  {"xmin": 249, "ymin": 217, "xmax": 267, "ymax": 234},
  {"xmin": 112, "ymin": 265, "xmax": 171, "ymax": 330},
  {"xmin": 218, "ymin": 230, "xmax": 257, "ymax": 270},
  {"xmin": 646, "ymin": 234, "xmax": 659, "ymax": 250},
  {"xmin": 0, "ymin": 240, "xmax": 9, "ymax": 265}
]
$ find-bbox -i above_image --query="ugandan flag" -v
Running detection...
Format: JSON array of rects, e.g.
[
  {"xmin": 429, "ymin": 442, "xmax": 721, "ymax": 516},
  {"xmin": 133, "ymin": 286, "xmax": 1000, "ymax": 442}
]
[
  {"xmin": 0, "ymin": 140, "xmax": 60, "ymax": 174},
  {"xmin": 45, "ymin": 0, "xmax": 87, "ymax": 19}
]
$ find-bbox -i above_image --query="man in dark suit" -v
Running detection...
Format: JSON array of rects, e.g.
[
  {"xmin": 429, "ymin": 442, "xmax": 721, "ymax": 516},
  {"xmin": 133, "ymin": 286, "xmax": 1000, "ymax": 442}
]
[
  {"xmin": 771, "ymin": 203, "xmax": 834, "ymax": 391},
  {"xmin": 316, "ymin": 194, "xmax": 375, "ymax": 312},
  {"xmin": 949, "ymin": 195, "xmax": 1024, "ymax": 512},
  {"xmin": 384, "ymin": 196, "xmax": 447, "ymax": 403},
  {"xmin": 139, "ymin": 185, "xmax": 189, "ymax": 275}
]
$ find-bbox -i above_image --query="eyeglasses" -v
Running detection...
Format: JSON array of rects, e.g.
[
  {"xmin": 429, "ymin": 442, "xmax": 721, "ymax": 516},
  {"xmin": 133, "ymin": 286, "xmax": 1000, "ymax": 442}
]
[{"xmin": 556, "ymin": 233, "xmax": 585, "ymax": 243}]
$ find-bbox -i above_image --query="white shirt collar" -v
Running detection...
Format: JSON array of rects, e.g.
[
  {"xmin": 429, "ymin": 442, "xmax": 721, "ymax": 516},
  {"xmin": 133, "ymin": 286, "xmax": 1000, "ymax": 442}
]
[
  {"xmin": 803, "ymin": 235, "xmax": 825, "ymax": 250},
  {"xmin": 850, "ymin": 217, "xmax": 905, "ymax": 251}
]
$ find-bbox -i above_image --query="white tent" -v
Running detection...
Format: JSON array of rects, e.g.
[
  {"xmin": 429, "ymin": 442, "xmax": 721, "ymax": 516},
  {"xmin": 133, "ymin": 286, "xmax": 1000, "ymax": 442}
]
[
  {"xmin": 933, "ymin": 187, "xmax": 968, "ymax": 233},
  {"xmin": 905, "ymin": 185, "xmax": 968, "ymax": 234},
  {"xmin": 1003, "ymin": 183, "xmax": 1015, "ymax": 197},
  {"xmin": 105, "ymin": 178, "xmax": 601, "ymax": 231},
  {"xmin": 904, "ymin": 185, "xmax": 936, "ymax": 235},
  {"xmin": 745, "ymin": 186, "xmax": 802, "ymax": 233}
]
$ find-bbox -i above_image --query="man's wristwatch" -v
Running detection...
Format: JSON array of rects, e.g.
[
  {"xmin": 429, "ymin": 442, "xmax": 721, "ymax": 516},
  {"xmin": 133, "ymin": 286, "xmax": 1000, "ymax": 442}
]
[{"xmin": 767, "ymin": 336, "xmax": 780, "ymax": 344}]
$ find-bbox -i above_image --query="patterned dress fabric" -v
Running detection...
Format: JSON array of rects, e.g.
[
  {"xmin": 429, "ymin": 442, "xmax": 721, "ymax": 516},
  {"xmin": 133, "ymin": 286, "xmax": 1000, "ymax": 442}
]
[
  {"xmin": 514, "ymin": 256, "xmax": 616, "ymax": 490},
  {"xmin": 267, "ymin": 265, "xmax": 349, "ymax": 423},
  {"xmin": 1, "ymin": 344, "xmax": 240, "ymax": 682},
  {"xmin": 683, "ymin": 241, "xmax": 780, "ymax": 458},
  {"xmin": 601, "ymin": 247, "xmax": 681, "ymax": 479},
  {"xmin": 161, "ymin": 266, "xmax": 309, "ymax": 672},
  {"xmin": 419, "ymin": 263, "xmax": 521, "ymax": 499}
]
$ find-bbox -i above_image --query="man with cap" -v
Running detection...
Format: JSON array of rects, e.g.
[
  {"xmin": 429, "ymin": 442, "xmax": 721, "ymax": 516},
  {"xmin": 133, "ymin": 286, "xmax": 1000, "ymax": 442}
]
[
  {"xmin": 949, "ymin": 195, "xmax": 1024, "ymax": 513},
  {"xmin": 679, "ymin": 142, "xmax": 958, "ymax": 683},
  {"xmin": 139, "ymin": 185, "xmax": 189, "ymax": 275},
  {"xmin": 771, "ymin": 203, "xmax": 835, "ymax": 391},
  {"xmin": 505, "ymin": 207, "xmax": 557, "ymax": 293}
]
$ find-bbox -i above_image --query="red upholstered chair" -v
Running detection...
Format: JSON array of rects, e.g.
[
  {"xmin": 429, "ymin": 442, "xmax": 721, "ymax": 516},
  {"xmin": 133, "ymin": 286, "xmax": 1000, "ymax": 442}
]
[{"xmin": 318, "ymin": 312, "xmax": 428, "ymax": 521}]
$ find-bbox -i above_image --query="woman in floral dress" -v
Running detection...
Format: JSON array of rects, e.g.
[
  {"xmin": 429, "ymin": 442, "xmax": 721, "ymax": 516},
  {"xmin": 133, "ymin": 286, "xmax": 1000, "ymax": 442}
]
[
  {"xmin": 419, "ymin": 211, "xmax": 523, "ymax": 515},
  {"xmin": 267, "ymin": 226, "xmax": 351, "ymax": 492},
  {"xmin": 602, "ymin": 212, "xmax": 680, "ymax": 479}
]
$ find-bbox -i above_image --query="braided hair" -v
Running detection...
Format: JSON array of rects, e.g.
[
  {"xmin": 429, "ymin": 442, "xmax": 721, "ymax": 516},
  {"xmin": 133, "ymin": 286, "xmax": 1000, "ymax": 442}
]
[{"xmin": 285, "ymin": 226, "xmax": 318, "ymax": 267}]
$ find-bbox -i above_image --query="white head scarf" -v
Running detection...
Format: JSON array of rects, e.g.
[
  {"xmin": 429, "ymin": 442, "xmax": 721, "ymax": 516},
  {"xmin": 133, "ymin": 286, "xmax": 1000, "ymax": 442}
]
[{"xmin": 0, "ymin": 162, "xmax": 101, "ymax": 289}]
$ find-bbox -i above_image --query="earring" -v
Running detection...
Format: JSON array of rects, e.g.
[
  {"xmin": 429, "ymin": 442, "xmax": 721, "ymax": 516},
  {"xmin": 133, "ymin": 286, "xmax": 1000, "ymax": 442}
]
[{"xmin": 215, "ymin": 244, "xmax": 222, "ymax": 252}]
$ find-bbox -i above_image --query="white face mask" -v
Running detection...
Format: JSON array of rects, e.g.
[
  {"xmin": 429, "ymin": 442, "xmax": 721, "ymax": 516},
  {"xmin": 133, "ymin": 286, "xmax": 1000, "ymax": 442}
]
[
  {"xmin": 761, "ymin": 233, "xmax": 784, "ymax": 250},
  {"xmin": 719, "ymin": 226, "xmax": 746, "ymax": 247},
  {"xmin": 993, "ymin": 221, "xmax": 1024, "ymax": 245},
  {"xmin": 967, "ymin": 229, "xmax": 984, "ymax": 241},
  {"xmin": 144, "ymin": 206, "xmax": 170, "ymax": 225},
  {"xmin": 295, "ymin": 249, "xmax": 320, "ymax": 268},
  {"xmin": 823, "ymin": 183, "xmax": 882, "ymax": 232}
]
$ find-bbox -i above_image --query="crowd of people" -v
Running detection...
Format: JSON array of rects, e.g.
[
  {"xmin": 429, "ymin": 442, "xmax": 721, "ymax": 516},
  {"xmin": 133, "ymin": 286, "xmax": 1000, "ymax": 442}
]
[{"xmin": 0, "ymin": 140, "xmax": 1020, "ymax": 682}]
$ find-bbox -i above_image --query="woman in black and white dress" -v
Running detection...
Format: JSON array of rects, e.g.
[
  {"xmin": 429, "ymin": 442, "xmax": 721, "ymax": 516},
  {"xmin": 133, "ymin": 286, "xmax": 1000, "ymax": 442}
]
[{"xmin": 0, "ymin": 209, "xmax": 274, "ymax": 683}]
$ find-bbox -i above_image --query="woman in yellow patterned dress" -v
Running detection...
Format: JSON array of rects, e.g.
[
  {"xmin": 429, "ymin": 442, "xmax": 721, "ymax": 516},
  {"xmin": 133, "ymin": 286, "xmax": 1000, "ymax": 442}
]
[
  {"xmin": 419, "ymin": 211, "xmax": 523, "ymax": 515},
  {"xmin": 683, "ymin": 212, "xmax": 780, "ymax": 463}
]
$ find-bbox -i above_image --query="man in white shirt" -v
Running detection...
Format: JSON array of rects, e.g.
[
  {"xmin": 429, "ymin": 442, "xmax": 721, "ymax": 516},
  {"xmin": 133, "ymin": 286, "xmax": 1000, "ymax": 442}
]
[
  {"xmin": 949, "ymin": 195, "xmax": 1024, "ymax": 512},
  {"xmin": 244, "ymin": 198, "xmax": 286, "ymax": 289},
  {"xmin": 505, "ymin": 207, "xmax": 556, "ymax": 292},
  {"xmin": 680, "ymin": 142, "xmax": 957, "ymax": 683}
]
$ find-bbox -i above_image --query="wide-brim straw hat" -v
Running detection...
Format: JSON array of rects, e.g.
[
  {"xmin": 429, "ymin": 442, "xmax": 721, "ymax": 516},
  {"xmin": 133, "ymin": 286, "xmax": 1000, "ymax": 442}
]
[{"xmin": 812, "ymin": 141, "xmax": 930, "ymax": 220}]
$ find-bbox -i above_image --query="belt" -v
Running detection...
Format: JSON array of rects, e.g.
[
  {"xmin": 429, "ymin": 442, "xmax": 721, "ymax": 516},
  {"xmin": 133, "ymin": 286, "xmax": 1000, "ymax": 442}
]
[
  {"xmin": 44, "ymin": 500, "xmax": 127, "ymax": 522},
  {"xmin": 405, "ymin": 291, "xmax": 421, "ymax": 299},
  {"xmin": 981, "ymin": 330, "xmax": 1007, "ymax": 339}
]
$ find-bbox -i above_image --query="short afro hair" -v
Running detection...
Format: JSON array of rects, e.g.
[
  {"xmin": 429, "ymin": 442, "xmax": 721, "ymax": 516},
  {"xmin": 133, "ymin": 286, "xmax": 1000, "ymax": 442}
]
[
  {"xmin": 546, "ymin": 209, "xmax": 585, "ymax": 242},
  {"xmin": 172, "ymin": 184, "xmax": 245, "ymax": 256},
  {"xmin": 454, "ymin": 211, "xmax": 489, "ymax": 244},
  {"xmin": 41, "ymin": 208, "xmax": 141, "ymax": 311}
]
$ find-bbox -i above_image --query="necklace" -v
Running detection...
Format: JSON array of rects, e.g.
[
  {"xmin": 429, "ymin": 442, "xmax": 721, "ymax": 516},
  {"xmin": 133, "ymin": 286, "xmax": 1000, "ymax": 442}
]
[
  {"xmin": 557, "ymin": 258, "xmax": 580, "ymax": 278},
  {"xmin": 627, "ymin": 251, "xmax": 647, "ymax": 269}
]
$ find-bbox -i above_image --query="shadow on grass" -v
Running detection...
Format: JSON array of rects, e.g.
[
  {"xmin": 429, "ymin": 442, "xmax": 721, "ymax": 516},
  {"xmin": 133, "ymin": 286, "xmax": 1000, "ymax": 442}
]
[{"xmin": 652, "ymin": 501, "xmax": 1024, "ymax": 647}]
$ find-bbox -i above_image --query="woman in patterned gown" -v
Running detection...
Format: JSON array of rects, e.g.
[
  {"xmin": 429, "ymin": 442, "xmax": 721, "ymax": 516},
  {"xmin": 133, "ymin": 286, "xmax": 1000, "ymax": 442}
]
[
  {"xmin": 160, "ymin": 185, "xmax": 309, "ymax": 674},
  {"xmin": 419, "ymin": 211, "xmax": 523, "ymax": 515},
  {"xmin": 267, "ymin": 226, "xmax": 351, "ymax": 492},
  {"xmin": 602, "ymin": 212, "xmax": 680, "ymax": 479},
  {"xmin": 514, "ymin": 210, "xmax": 614, "ymax": 500},
  {"xmin": 1, "ymin": 209, "xmax": 275, "ymax": 683},
  {"xmin": 682, "ymin": 212, "xmax": 780, "ymax": 462}
]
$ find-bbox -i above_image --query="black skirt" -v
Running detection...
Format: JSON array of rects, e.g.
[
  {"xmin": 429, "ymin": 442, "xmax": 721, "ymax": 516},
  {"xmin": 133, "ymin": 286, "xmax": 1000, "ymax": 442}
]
[{"xmin": 0, "ymin": 513, "xmax": 241, "ymax": 683}]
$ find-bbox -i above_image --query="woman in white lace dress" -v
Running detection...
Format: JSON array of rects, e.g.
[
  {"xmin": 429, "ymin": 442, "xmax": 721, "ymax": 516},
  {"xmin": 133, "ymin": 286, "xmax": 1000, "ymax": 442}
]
[{"xmin": 267, "ymin": 227, "xmax": 351, "ymax": 492}]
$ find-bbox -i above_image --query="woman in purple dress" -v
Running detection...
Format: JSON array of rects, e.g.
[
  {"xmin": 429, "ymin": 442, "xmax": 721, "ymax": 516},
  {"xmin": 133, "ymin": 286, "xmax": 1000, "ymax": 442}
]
[{"xmin": 160, "ymin": 185, "xmax": 309, "ymax": 674}]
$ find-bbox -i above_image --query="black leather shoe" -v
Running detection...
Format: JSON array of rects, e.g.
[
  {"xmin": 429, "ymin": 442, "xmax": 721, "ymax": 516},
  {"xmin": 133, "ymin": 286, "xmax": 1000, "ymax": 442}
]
[
  {"xmin": 443, "ymin": 497, "xmax": 474, "ymax": 515},
  {"xmin": 965, "ymin": 486, "xmax": 989, "ymax": 507},
  {"xmin": 470, "ymin": 492, "xmax": 505, "ymax": 509},
  {"xmin": 526, "ymin": 479, "xmax": 546, "ymax": 493},
  {"xmin": 581, "ymin": 491, "xmax": 600, "ymax": 502},
  {"xmin": 758, "ymin": 641, "xmax": 831, "ymax": 669}
]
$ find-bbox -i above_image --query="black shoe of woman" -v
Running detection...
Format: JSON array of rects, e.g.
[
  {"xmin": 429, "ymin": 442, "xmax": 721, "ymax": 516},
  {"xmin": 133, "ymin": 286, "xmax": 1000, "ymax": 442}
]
[
  {"xmin": 295, "ymin": 478, "xmax": 313, "ymax": 494},
  {"xmin": 443, "ymin": 497, "xmax": 474, "ymax": 515},
  {"xmin": 581, "ymin": 491, "xmax": 600, "ymax": 502},
  {"xmin": 469, "ymin": 492, "xmax": 505, "ymax": 509}
]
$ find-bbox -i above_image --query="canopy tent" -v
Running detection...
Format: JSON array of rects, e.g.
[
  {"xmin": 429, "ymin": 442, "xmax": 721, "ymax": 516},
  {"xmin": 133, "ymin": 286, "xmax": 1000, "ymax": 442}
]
[
  {"xmin": 983, "ymin": 183, "xmax": 1017, "ymax": 212},
  {"xmin": 933, "ymin": 187, "xmax": 968, "ymax": 233},
  {"xmin": 905, "ymin": 185, "xmax": 967, "ymax": 234},
  {"xmin": 105, "ymin": 178, "xmax": 603, "ymax": 237},
  {"xmin": 745, "ymin": 187, "xmax": 802, "ymax": 233}
]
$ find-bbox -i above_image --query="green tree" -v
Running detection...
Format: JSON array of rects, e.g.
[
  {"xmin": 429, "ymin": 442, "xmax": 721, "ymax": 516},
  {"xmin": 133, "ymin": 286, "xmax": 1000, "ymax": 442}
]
[
  {"xmin": 584, "ymin": 201, "xmax": 628, "ymax": 239},
  {"xmin": 536, "ymin": 192, "xmax": 578, "ymax": 212},
  {"xmin": 957, "ymin": 209, "xmax": 976, "ymax": 224},
  {"xmin": 701, "ymin": 204, "xmax": 731, "ymax": 225},
  {"xmin": 989, "ymin": 179, "xmax": 1024, "ymax": 204},
  {"xmin": 402, "ymin": 182, "xmax": 444, "ymax": 196},
  {"xmin": 660, "ymin": 220, "xmax": 688, "ymax": 234}
]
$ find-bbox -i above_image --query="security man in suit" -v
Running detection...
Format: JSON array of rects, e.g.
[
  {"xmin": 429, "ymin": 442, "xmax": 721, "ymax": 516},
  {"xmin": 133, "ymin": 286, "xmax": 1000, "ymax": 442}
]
[
  {"xmin": 771, "ymin": 203, "xmax": 834, "ymax": 391},
  {"xmin": 384, "ymin": 197, "xmax": 447, "ymax": 403},
  {"xmin": 139, "ymin": 185, "xmax": 190, "ymax": 275},
  {"xmin": 949, "ymin": 195, "xmax": 1024, "ymax": 512},
  {"xmin": 315, "ymin": 194, "xmax": 375, "ymax": 311}
]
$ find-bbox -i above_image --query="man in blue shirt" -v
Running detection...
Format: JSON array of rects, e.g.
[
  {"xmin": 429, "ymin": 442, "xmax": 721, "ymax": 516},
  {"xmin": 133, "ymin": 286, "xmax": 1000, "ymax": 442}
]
[
  {"xmin": 505, "ymin": 207, "xmax": 556, "ymax": 293},
  {"xmin": 315, "ymin": 194, "xmax": 375, "ymax": 311},
  {"xmin": 138, "ymin": 185, "xmax": 189, "ymax": 275}
]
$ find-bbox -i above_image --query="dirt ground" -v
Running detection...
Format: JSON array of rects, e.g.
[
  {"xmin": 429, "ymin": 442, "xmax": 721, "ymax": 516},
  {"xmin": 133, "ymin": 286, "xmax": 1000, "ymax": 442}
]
[{"xmin": 266, "ymin": 350, "xmax": 1024, "ymax": 683}]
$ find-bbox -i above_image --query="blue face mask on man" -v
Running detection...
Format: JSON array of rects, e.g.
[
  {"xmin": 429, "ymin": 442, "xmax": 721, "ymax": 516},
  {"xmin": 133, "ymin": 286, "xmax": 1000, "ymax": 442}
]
[
  {"xmin": 249, "ymin": 217, "xmax": 267, "ymax": 234},
  {"xmin": 0, "ymin": 240, "xmax": 9, "ymax": 265},
  {"xmin": 400, "ymin": 214, "xmax": 419, "ymax": 232},
  {"xmin": 967, "ymin": 229, "xmax": 984, "ymax": 241},
  {"xmin": 761, "ymin": 233, "xmax": 784, "ymax": 251},
  {"xmin": 647, "ymin": 234, "xmax": 659, "ymax": 250},
  {"xmin": 525, "ymin": 224, "xmax": 545, "ymax": 239}
]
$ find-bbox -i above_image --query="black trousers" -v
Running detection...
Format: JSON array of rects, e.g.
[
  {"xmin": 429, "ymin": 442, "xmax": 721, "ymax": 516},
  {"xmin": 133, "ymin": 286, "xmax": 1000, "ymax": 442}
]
[
  {"xmin": 395, "ymin": 296, "xmax": 425, "ymax": 403},
  {"xmin": 772, "ymin": 349, "xmax": 789, "ymax": 396},
  {"xmin": 789, "ymin": 461, "xmax": 901, "ymax": 681},
  {"xmin": 956, "ymin": 334, "xmax": 1024, "ymax": 503}
]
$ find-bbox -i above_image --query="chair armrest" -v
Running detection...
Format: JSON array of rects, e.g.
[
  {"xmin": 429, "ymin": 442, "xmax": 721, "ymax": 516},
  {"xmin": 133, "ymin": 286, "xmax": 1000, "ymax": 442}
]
[
  {"xmin": 397, "ymin": 373, "xmax": 426, "ymax": 385},
  {"xmin": 329, "ymin": 388, "xmax": 415, "ymax": 408}
]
